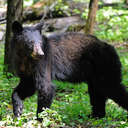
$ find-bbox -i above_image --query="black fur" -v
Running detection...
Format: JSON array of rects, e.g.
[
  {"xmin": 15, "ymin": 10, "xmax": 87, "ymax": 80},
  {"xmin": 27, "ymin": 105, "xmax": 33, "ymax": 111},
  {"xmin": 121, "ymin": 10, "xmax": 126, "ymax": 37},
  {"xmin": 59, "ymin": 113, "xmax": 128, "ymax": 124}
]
[{"xmin": 11, "ymin": 21, "xmax": 128, "ymax": 119}]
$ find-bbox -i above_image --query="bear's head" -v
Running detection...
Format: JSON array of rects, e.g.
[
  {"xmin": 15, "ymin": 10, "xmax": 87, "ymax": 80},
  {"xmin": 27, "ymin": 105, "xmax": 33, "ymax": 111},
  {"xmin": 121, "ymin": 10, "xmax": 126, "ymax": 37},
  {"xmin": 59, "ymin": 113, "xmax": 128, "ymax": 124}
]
[{"xmin": 12, "ymin": 21, "xmax": 45, "ymax": 60}]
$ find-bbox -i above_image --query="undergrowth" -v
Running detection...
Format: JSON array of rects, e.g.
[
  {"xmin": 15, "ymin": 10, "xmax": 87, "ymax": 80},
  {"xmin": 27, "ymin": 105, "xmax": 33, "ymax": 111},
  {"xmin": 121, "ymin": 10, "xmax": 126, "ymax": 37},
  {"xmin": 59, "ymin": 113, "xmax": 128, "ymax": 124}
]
[{"xmin": 0, "ymin": 44, "xmax": 128, "ymax": 127}]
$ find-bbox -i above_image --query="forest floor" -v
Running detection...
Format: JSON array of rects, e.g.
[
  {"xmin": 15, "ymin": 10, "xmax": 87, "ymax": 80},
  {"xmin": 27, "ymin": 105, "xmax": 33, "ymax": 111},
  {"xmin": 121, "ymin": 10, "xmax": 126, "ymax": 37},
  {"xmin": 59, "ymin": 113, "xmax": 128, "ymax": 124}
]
[{"xmin": 0, "ymin": 43, "xmax": 128, "ymax": 127}]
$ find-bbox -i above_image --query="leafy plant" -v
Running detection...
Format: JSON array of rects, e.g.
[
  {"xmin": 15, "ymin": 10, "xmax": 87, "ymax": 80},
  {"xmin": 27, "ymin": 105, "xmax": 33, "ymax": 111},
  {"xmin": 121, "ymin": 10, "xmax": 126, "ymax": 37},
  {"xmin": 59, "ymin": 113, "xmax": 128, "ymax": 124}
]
[
  {"xmin": 39, "ymin": 108, "xmax": 65, "ymax": 127},
  {"xmin": 95, "ymin": 7, "xmax": 128, "ymax": 42},
  {"xmin": 24, "ymin": 0, "xmax": 34, "ymax": 7}
]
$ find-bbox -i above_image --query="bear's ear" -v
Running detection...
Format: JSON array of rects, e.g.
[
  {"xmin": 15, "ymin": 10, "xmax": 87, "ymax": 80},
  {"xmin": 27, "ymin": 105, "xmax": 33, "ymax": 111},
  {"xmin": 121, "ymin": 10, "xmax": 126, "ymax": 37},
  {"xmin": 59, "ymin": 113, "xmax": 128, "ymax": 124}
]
[
  {"xmin": 12, "ymin": 21, "xmax": 23, "ymax": 34},
  {"xmin": 35, "ymin": 22, "xmax": 44, "ymax": 32}
]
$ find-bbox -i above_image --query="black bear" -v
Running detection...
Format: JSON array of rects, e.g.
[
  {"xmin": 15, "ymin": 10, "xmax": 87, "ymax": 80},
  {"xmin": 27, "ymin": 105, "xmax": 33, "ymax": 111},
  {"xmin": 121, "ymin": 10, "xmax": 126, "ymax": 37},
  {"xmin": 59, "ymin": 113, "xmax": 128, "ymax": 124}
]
[{"xmin": 11, "ymin": 21, "xmax": 128, "ymax": 119}]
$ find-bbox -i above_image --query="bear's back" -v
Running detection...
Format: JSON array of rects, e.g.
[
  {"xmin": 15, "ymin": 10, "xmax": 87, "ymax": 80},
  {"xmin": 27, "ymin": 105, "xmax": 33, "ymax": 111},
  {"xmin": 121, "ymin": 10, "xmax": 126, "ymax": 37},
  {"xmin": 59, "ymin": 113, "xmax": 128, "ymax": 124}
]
[{"xmin": 48, "ymin": 32, "xmax": 106, "ymax": 82}]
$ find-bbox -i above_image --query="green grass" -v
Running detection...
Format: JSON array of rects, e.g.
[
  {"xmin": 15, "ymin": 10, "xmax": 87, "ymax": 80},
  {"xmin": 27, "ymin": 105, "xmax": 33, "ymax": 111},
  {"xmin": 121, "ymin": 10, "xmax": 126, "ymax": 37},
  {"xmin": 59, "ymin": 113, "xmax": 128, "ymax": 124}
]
[{"xmin": 1, "ymin": 43, "xmax": 128, "ymax": 127}]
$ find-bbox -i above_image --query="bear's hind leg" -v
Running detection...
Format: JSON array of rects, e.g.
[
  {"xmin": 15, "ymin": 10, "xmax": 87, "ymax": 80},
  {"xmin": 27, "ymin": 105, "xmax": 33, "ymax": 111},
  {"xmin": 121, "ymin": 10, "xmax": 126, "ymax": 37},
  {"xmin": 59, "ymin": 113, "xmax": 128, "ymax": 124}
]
[
  {"xmin": 12, "ymin": 77, "xmax": 36, "ymax": 117},
  {"xmin": 88, "ymin": 84, "xmax": 107, "ymax": 118}
]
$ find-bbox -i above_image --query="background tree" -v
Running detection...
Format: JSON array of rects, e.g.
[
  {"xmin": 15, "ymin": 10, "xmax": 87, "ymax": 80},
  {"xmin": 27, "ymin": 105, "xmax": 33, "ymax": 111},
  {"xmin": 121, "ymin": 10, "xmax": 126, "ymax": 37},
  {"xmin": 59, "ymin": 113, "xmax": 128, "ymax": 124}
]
[
  {"xmin": 84, "ymin": 0, "xmax": 98, "ymax": 34},
  {"xmin": 4, "ymin": 0, "xmax": 23, "ymax": 73},
  {"xmin": 125, "ymin": 0, "xmax": 128, "ymax": 4}
]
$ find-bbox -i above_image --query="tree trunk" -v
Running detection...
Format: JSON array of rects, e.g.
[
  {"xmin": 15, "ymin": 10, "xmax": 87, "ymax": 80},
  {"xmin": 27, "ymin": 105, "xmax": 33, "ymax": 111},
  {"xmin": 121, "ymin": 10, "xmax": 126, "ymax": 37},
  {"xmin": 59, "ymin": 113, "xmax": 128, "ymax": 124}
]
[
  {"xmin": 125, "ymin": 0, "xmax": 128, "ymax": 4},
  {"xmin": 84, "ymin": 0, "xmax": 98, "ymax": 34},
  {"xmin": 4, "ymin": 0, "xmax": 23, "ymax": 73}
]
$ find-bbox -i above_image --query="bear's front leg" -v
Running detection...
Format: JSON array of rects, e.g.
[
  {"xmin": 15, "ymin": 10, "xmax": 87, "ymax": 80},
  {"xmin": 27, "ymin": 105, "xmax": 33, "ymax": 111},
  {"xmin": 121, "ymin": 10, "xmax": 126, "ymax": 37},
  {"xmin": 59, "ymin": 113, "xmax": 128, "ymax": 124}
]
[
  {"xmin": 12, "ymin": 87, "xmax": 23, "ymax": 117},
  {"xmin": 12, "ymin": 77, "xmax": 36, "ymax": 117},
  {"xmin": 36, "ymin": 82, "xmax": 55, "ymax": 118}
]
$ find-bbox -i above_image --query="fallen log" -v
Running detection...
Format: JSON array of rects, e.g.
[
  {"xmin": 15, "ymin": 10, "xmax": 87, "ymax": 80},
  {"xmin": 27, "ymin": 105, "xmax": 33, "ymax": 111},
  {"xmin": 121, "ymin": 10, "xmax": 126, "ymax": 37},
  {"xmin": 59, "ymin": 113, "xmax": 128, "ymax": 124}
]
[
  {"xmin": 45, "ymin": 15, "xmax": 85, "ymax": 30},
  {"xmin": 43, "ymin": 16, "xmax": 85, "ymax": 37}
]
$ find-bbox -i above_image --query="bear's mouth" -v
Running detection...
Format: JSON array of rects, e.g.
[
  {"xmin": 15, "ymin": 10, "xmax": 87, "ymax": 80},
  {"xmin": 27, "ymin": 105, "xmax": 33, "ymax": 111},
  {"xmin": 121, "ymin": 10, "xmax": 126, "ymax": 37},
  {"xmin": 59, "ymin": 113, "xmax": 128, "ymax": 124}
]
[{"xmin": 31, "ymin": 52, "xmax": 44, "ymax": 60}]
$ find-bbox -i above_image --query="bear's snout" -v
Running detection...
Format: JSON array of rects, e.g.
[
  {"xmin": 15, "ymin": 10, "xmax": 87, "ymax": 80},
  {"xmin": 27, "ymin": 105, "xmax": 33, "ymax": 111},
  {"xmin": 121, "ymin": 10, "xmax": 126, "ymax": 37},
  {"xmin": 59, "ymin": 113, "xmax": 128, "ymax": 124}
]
[{"xmin": 31, "ymin": 43, "xmax": 44, "ymax": 59}]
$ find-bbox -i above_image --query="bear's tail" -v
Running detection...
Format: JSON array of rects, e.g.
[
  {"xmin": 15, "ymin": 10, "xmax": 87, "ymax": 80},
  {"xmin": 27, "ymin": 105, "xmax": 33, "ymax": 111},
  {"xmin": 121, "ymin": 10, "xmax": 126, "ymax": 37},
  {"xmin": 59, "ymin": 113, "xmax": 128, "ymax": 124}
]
[{"xmin": 109, "ymin": 84, "xmax": 128, "ymax": 111}]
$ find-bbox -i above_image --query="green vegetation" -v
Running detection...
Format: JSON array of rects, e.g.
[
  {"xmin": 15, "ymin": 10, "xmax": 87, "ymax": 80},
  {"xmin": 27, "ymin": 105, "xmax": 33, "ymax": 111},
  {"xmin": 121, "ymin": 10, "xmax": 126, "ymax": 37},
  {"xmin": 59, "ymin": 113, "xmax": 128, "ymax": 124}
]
[
  {"xmin": 1, "ymin": 43, "xmax": 128, "ymax": 127},
  {"xmin": 95, "ymin": 7, "xmax": 128, "ymax": 42},
  {"xmin": 25, "ymin": 0, "xmax": 128, "ymax": 42},
  {"xmin": 81, "ymin": 6, "xmax": 128, "ymax": 42},
  {"xmin": 1, "ymin": 1, "xmax": 128, "ymax": 127}
]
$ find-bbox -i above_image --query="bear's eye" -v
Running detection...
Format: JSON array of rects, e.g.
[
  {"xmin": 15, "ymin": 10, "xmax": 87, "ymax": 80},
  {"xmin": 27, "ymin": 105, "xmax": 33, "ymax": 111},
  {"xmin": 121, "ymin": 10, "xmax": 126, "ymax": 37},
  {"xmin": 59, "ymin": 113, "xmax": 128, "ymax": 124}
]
[{"xmin": 31, "ymin": 40, "xmax": 35, "ymax": 44}]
